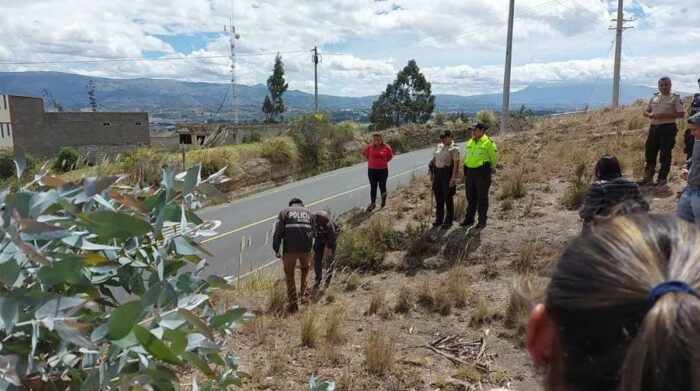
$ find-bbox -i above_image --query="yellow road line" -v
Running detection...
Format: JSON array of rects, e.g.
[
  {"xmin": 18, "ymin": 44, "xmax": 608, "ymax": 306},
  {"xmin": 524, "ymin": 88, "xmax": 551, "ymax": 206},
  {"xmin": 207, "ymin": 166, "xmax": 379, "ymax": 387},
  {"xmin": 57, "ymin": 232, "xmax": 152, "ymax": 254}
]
[{"xmin": 201, "ymin": 166, "xmax": 423, "ymax": 244}]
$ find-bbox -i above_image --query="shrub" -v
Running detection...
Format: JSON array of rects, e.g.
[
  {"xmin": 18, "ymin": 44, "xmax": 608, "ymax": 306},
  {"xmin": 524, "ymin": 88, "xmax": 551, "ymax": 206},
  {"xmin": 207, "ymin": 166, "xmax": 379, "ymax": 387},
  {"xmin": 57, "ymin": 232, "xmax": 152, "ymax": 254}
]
[
  {"xmin": 324, "ymin": 305, "xmax": 347, "ymax": 345},
  {"xmin": 52, "ymin": 147, "xmax": 85, "ymax": 173},
  {"xmin": 267, "ymin": 280, "xmax": 288, "ymax": 315},
  {"xmin": 345, "ymin": 272, "xmax": 360, "ymax": 291},
  {"xmin": 287, "ymin": 114, "xmax": 356, "ymax": 173},
  {"xmin": 364, "ymin": 327, "xmax": 396, "ymax": 374},
  {"xmin": 386, "ymin": 134, "xmax": 409, "ymax": 154},
  {"xmin": 435, "ymin": 112, "xmax": 447, "ymax": 125},
  {"xmin": 474, "ymin": 109, "xmax": 498, "ymax": 130},
  {"xmin": 121, "ymin": 147, "xmax": 166, "ymax": 185},
  {"xmin": 336, "ymin": 216, "xmax": 402, "ymax": 270},
  {"xmin": 499, "ymin": 167, "xmax": 527, "ymax": 199},
  {"xmin": 505, "ymin": 279, "xmax": 536, "ymax": 338},
  {"xmin": 242, "ymin": 130, "xmax": 263, "ymax": 144},
  {"xmin": 366, "ymin": 289, "xmax": 386, "ymax": 316},
  {"xmin": 514, "ymin": 240, "xmax": 539, "ymax": 274},
  {"xmin": 260, "ymin": 136, "xmax": 300, "ymax": 166},
  {"xmin": 0, "ymin": 158, "xmax": 245, "ymax": 389},
  {"xmin": 446, "ymin": 266, "xmax": 471, "ymax": 309},
  {"xmin": 394, "ymin": 285, "xmax": 414, "ymax": 314}
]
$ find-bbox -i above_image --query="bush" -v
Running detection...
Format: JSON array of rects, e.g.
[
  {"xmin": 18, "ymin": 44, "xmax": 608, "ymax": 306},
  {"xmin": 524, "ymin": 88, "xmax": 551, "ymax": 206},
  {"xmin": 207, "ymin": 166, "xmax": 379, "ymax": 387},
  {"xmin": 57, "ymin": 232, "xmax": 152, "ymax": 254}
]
[
  {"xmin": 364, "ymin": 327, "xmax": 396, "ymax": 374},
  {"xmin": 474, "ymin": 110, "xmax": 498, "ymax": 130},
  {"xmin": 499, "ymin": 167, "xmax": 527, "ymax": 199},
  {"xmin": 301, "ymin": 308, "xmax": 322, "ymax": 348},
  {"xmin": 242, "ymin": 130, "xmax": 263, "ymax": 144},
  {"xmin": 0, "ymin": 158, "xmax": 245, "ymax": 389},
  {"xmin": 560, "ymin": 163, "xmax": 589, "ymax": 210},
  {"xmin": 336, "ymin": 217, "xmax": 403, "ymax": 270},
  {"xmin": 260, "ymin": 136, "xmax": 299, "ymax": 165},
  {"xmin": 0, "ymin": 148, "xmax": 38, "ymax": 182},
  {"xmin": 52, "ymin": 147, "xmax": 84, "ymax": 172},
  {"xmin": 121, "ymin": 147, "xmax": 167, "ymax": 185},
  {"xmin": 435, "ymin": 112, "xmax": 447, "ymax": 125},
  {"xmin": 287, "ymin": 114, "xmax": 357, "ymax": 173},
  {"xmin": 386, "ymin": 134, "xmax": 409, "ymax": 154}
]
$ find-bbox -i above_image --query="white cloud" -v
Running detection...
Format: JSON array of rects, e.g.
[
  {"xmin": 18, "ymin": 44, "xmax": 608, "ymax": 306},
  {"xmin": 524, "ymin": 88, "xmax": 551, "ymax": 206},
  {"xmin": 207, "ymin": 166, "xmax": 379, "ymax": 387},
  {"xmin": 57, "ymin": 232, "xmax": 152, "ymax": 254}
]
[{"xmin": 0, "ymin": 0, "xmax": 698, "ymax": 97}]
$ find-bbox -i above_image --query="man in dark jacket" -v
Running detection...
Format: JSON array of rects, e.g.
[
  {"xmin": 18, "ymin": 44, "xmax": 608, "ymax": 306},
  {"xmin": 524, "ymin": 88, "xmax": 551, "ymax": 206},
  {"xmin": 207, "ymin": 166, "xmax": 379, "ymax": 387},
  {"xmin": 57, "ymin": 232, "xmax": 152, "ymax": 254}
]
[
  {"xmin": 683, "ymin": 79, "xmax": 700, "ymax": 160},
  {"xmin": 273, "ymin": 198, "xmax": 315, "ymax": 312},
  {"xmin": 311, "ymin": 210, "xmax": 338, "ymax": 291},
  {"xmin": 580, "ymin": 155, "xmax": 649, "ymax": 229}
]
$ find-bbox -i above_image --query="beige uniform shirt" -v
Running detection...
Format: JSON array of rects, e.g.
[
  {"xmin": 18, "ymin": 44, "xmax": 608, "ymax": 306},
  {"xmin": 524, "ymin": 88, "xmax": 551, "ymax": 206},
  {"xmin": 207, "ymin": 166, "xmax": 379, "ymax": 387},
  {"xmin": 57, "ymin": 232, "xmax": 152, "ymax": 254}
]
[
  {"xmin": 647, "ymin": 92, "xmax": 684, "ymax": 125},
  {"xmin": 433, "ymin": 141, "xmax": 460, "ymax": 168}
]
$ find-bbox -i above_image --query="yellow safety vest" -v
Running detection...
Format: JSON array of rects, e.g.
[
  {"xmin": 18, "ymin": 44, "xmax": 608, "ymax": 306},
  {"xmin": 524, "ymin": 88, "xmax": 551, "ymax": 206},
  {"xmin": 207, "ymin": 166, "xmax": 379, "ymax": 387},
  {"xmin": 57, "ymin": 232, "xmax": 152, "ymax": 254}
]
[{"xmin": 464, "ymin": 135, "xmax": 499, "ymax": 168}]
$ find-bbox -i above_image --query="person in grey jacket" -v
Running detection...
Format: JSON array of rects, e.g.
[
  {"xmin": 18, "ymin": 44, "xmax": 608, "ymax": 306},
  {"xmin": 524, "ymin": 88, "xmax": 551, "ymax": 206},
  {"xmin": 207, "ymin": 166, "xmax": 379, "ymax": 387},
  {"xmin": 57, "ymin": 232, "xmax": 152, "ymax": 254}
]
[
  {"xmin": 678, "ymin": 113, "xmax": 700, "ymax": 225},
  {"xmin": 580, "ymin": 155, "xmax": 649, "ymax": 229},
  {"xmin": 311, "ymin": 211, "xmax": 338, "ymax": 291}
]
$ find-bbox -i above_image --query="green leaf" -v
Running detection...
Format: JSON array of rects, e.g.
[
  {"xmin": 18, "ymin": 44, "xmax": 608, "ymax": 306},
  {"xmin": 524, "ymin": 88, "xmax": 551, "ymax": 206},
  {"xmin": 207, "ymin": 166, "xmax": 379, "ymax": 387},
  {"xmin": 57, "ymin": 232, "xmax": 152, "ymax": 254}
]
[
  {"xmin": 28, "ymin": 190, "xmax": 59, "ymax": 218},
  {"xmin": 205, "ymin": 275, "xmax": 229, "ymax": 289},
  {"xmin": 196, "ymin": 183, "xmax": 229, "ymax": 204},
  {"xmin": 19, "ymin": 219, "xmax": 71, "ymax": 240},
  {"xmin": 61, "ymin": 235, "xmax": 121, "ymax": 251},
  {"xmin": 0, "ymin": 260, "xmax": 21, "ymax": 287},
  {"xmin": 171, "ymin": 236, "xmax": 213, "ymax": 257},
  {"xmin": 133, "ymin": 325, "xmax": 181, "ymax": 365},
  {"xmin": 182, "ymin": 352, "xmax": 215, "ymax": 378},
  {"xmin": 177, "ymin": 309, "xmax": 214, "ymax": 341},
  {"xmin": 209, "ymin": 307, "xmax": 246, "ymax": 329},
  {"xmin": 87, "ymin": 211, "xmax": 152, "ymax": 239},
  {"xmin": 163, "ymin": 329, "xmax": 187, "ymax": 356},
  {"xmin": 55, "ymin": 321, "xmax": 95, "ymax": 349},
  {"xmin": 84, "ymin": 176, "xmax": 122, "ymax": 197},
  {"xmin": 37, "ymin": 257, "xmax": 84, "ymax": 288},
  {"xmin": 107, "ymin": 300, "xmax": 143, "ymax": 340},
  {"xmin": 13, "ymin": 147, "xmax": 26, "ymax": 180},
  {"xmin": 182, "ymin": 164, "xmax": 200, "ymax": 197},
  {"xmin": 0, "ymin": 298, "xmax": 19, "ymax": 333}
]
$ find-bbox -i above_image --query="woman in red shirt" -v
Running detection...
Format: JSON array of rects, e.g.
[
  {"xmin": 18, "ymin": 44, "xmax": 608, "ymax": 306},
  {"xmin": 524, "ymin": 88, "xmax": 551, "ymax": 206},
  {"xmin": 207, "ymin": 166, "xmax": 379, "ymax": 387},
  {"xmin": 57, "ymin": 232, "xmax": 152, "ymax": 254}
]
[{"xmin": 363, "ymin": 133, "xmax": 393, "ymax": 211}]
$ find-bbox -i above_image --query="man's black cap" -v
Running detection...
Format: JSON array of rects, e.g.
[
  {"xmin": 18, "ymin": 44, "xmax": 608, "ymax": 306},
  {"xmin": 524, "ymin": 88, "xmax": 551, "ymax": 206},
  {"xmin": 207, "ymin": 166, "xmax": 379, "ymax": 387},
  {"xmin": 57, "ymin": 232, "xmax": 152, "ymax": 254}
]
[
  {"xmin": 289, "ymin": 198, "xmax": 304, "ymax": 206},
  {"xmin": 439, "ymin": 130, "xmax": 453, "ymax": 139},
  {"xmin": 470, "ymin": 122, "xmax": 488, "ymax": 131}
]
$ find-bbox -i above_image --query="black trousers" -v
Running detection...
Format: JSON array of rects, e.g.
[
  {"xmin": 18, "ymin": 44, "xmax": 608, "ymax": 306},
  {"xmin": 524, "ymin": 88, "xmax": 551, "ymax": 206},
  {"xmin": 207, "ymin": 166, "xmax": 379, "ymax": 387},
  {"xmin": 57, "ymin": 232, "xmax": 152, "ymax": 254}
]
[
  {"xmin": 465, "ymin": 165, "xmax": 492, "ymax": 224},
  {"xmin": 312, "ymin": 240, "xmax": 336, "ymax": 290},
  {"xmin": 684, "ymin": 128, "xmax": 694, "ymax": 160},
  {"xmin": 432, "ymin": 167, "xmax": 454, "ymax": 224},
  {"xmin": 368, "ymin": 168, "xmax": 388, "ymax": 204},
  {"xmin": 644, "ymin": 123, "xmax": 677, "ymax": 181}
]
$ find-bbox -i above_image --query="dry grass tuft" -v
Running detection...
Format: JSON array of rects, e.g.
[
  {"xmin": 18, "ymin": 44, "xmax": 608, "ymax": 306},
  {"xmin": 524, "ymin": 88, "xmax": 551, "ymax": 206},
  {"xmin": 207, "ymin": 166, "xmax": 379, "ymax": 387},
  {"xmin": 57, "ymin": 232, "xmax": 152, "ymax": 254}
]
[
  {"xmin": 366, "ymin": 289, "xmax": 385, "ymax": 316},
  {"xmin": 364, "ymin": 327, "xmax": 396, "ymax": 374},
  {"xmin": 241, "ymin": 315, "xmax": 269, "ymax": 343},
  {"xmin": 266, "ymin": 280, "xmax": 287, "ymax": 315},
  {"xmin": 394, "ymin": 284, "xmax": 414, "ymax": 314},
  {"xmin": 417, "ymin": 279, "xmax": 435, "ymax": 309},
  {"xmin": 560, "ymin": 163, "xmax": 589, "ymax": 210},
  {"xmin": 469, "ymin": 295, "xmax": 501, "ymax": 327},
  {"xmin": 513, "ymin": 240, "xmax": 539, "ymax": 274},
  {"xmin": 319, "ymin": 341, "xmax": 344, "ymax": 366},
  {"xmin": 446, "ymin": 266, "xmax": 471, "ymax": 309},
  {"xmin": 300, "ymin": 307, "xmax": 322, "ymax": 348},
  {"xmin": 433, "ymin": 288, "xmax": 453, "ymax": 316},
  {"xmin": 324, "ymin": 305, "xmax": 347, "ymax": 345},
  {"xmin": 345, "ymin": 272, "xmax": 360, "ymax": 291},
  {"xmin": 454, "ymin": 365, "xmax": 483, "ymax": 383},
  {"xmin": 337, "ymin": 369, "xmax": 356, "ymax": 391},
  {"xmin": 499, "ymin": 167, "xmax": 527, "ymax": 200},
  {"xmin": 505, "ymin": 278, "xmax": 537, "ymax": 338}
]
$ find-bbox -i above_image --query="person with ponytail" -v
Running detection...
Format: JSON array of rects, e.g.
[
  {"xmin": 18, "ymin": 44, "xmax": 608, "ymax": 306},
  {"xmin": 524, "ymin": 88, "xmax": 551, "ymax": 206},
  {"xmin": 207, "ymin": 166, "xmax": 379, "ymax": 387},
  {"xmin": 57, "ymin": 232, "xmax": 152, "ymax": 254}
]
[{"xmin": 526, "ymin": 214, "xmax": 700, "ymax": 391}]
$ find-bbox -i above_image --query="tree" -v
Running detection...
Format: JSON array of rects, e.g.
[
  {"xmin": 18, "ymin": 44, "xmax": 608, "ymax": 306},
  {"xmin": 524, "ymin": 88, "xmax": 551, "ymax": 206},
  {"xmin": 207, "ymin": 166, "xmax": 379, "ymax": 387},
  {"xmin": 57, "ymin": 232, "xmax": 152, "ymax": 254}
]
[
  {"xmin": 86, "ymin": 79, "xmax": 98, "ymax": 112},
  {"xmin": 262, "ymin": 53, "xmax": 288, "ymax": 122},
  {"xmin": 370, "ymin": 60, "xmax": 435, "ymax": 130},
  {"xmin": 261, "ymin": 95, "xmax": 274, "ymax": 123}
]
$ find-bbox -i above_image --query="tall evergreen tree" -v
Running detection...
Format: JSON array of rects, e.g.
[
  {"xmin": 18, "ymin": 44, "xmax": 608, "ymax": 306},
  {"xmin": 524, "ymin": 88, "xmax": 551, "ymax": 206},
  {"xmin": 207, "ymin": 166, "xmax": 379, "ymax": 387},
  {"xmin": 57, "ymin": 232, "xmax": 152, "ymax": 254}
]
[
  {"xmin": 86, "ymin": 79, "xmax": 98, "ymax": 112},
  {"xmin": 369, "ymin": 60, "xmax": 435, "ymax": 130},
  {"xmin": 263, "ymin": 53, "xmax": 288, "ymax": 122},
  {"xmin": 261, "ymin": 95, "xmax": 274, "ymax": 123}
]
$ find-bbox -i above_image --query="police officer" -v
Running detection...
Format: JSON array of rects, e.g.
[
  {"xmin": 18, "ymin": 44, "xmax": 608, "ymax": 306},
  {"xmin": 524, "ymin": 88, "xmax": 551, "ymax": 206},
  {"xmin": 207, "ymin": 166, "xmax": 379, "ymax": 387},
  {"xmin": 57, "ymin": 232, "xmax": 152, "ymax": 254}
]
[
  {"xmin": 683, "ymin": 78, "xmax": 700, "ymax": 160},
  {"xmin": 311, "ymin": 210, "xmax": 338, "ymax": 291},
  {"xmin": 272, "ymin": 198, "xmax": 315, "ymax": 313},
  {"xmin": 641, "ymin": 76, "xmax": 685, "ymax": 187},
  {"xmin": 430, "ymin": 130, "xmax": 461, "ymax": 229},
  {"xmin": 460, "ymin": 122, "xmax": 499, "ymax": 229}
]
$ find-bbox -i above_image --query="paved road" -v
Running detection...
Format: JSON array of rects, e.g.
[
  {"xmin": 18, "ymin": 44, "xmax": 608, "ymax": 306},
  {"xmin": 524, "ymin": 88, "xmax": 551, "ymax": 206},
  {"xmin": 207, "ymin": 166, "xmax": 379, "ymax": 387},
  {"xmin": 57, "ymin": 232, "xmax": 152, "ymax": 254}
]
[{"xmin": 197, "ymin": 143, "xmax": 463, "ymax": 279}]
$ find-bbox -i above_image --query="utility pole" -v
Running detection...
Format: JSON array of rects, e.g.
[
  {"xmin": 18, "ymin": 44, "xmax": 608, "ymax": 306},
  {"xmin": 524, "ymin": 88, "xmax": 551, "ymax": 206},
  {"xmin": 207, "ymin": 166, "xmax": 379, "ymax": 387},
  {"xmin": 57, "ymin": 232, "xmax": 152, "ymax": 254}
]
[
  {"xmin": 227, "ymin": 5, "xmax": 241, "ymax": 124},
  {"xmin": 501, "ymin": 0, "xmax": 515, "ymax": 134},
  {"xmin": 610, "ymin": 0, "xmax": 634, "ymax": 107},
  {"xmin": 312, "ymin": 47, "xmax": 321, "ymax": 113}
]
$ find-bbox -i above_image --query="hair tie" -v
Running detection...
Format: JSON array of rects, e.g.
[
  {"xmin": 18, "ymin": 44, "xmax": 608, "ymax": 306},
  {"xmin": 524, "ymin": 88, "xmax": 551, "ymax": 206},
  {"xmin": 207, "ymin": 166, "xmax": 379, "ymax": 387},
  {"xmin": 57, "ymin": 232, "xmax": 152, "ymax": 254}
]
[{"xmin": 646, "ymin": 281, "xmax": 699, "ymax": 310}]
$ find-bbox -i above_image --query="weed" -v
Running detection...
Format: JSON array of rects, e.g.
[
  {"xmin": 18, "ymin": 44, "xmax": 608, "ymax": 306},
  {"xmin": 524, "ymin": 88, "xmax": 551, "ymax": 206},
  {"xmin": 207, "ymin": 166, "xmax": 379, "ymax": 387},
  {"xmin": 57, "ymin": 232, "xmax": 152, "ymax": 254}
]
[
  {"xmin": 446, "ymin": 266, "xmax": 471, "ymax": 309},
  {"xmin": 469, "ymin": 295, "xmax": 501, "ymax": 327},
  {"xmin": 474, "ymin": 109, "xmax": 498, "ymax": 130},
  {"xmin": 336, "ymin": 216, "xmax": 401, "ymax": 270},
  {"xmin": 300, "ymin": 307, "xmax": 322, "ymax": 348},
  {"xmin": 560, "ymin": 163, "xmax": 589, "ymax": 210},
  {"xmin": 259, "ymin": 136, "xmax": 299, "ymax": 165},
  {"xmin": 513, "ymin": 240, "xmax": 539, "ymax": 274},
  {"xmin": 266, "ymin": 280, "xmax": 287, "ymax": 315},
  {"xmin": 433, "ymin": 288, "xmax": 452, "ymax": 316},
  {"xmin": 267, "ymin": 345, "xmax": 289, "ymax": 375},
  {"xmin": 454, "ymin": 365, "xmax": 483, "ymax": 383},
  {"xmin": 324, "ymin": 305, "xmax": 347, "ymax": 345},
  {"xmin": 501, "ymin": 198, "xmax": 514, "ymax": 211},
  {"xmin": 236, "ymin": 271, "xmax": 277, "ymax": 296},
  {"xmin": 505, "ymin": 278, "xmax": 537, "ymax": 338},
  {"xmin": 241, "ymin": 315, "xmax": 268, "ymax": 343},
  {"xmin": 394, "ymin": 285, "xmax": 414, "ymax": 314},
  {"xmin": 337, "ymin": 369, "xmax": 355, "ymax": 391},
  {"xmin": 366, "ymin": 289, "xmax": 386, "ymax": 316},
  {"xmin": 417, "ymin": 279, "xmax": 435, "ymax": 309},
  {"xmin": 345, "ymin": 272, "xmax": 360, "ymax": 291},
  {"xmin": 364, "ymin": 327, "xmax": 396, "ymax": 374},
  {"xmin": 319, "ymin": 341, "xmax": 344, "ymax": 366},
  {"xmin": 499, "ymin": 167, "xmax": 527, "ymax": 199}
]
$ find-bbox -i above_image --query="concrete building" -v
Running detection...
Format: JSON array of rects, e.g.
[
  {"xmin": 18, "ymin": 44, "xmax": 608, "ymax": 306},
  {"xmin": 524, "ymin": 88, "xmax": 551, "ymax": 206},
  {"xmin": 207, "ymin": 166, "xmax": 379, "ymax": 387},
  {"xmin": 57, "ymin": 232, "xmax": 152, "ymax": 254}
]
[{"xmin": 1, "ymin": 95, "xmax": 149, "ymax": 162}]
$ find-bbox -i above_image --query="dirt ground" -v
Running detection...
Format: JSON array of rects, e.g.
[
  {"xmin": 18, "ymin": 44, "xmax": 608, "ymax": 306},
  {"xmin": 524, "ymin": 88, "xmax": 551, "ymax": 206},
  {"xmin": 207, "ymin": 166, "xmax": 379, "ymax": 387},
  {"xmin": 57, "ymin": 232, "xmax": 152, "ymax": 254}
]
[{"xmin": 213, "ymin": 104, "xmax": 685, "ymax": 391}]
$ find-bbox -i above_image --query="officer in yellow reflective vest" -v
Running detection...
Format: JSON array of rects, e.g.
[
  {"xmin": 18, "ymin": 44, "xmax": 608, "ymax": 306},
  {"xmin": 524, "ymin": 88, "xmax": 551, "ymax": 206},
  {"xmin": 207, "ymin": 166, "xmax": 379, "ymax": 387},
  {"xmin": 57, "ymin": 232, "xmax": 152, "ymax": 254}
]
[{"xmin": 460, "ymin": 122, "xmax": 499, "ymax": 229}]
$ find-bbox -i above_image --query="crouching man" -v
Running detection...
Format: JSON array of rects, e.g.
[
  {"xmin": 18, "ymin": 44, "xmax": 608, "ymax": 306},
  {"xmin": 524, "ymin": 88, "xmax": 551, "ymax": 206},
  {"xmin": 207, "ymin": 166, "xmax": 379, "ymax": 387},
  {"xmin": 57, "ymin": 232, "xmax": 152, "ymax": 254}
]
[{"xmin": 312, "ymin": 210, "xmax": 339, "ymax": 291}]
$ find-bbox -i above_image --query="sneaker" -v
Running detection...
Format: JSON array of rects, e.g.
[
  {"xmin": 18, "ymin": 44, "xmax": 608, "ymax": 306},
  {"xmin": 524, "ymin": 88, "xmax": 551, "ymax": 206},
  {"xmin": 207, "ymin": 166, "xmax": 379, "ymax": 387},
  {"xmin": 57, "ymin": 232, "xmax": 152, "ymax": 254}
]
[
  {"xmin": 654, "ymin": 179, "xmax": 668, "ymax": 187},
  {"xmin": 459, "ymin": 219, "xmax": 475, "ymax": 227},
  {"xmin": 366, "ymin": 203, "xmax": 376, "ymax": 212}
]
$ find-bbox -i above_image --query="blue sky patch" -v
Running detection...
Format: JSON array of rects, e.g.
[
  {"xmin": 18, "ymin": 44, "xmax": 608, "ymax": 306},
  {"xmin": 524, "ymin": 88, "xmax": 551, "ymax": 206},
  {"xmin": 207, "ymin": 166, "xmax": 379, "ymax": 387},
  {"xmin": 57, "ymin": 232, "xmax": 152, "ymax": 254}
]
[{"xmin": 152, "ymin": 32, "xmax": 222, "ymax": 55}]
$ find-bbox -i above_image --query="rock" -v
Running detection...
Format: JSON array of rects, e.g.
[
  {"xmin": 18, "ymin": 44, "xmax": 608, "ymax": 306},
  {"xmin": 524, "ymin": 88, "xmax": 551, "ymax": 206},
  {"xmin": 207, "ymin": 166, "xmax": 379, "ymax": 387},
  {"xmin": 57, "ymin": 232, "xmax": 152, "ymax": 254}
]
[{"xmin": 423, "ymin": 256, "xmax": 447, "ymax": 270}]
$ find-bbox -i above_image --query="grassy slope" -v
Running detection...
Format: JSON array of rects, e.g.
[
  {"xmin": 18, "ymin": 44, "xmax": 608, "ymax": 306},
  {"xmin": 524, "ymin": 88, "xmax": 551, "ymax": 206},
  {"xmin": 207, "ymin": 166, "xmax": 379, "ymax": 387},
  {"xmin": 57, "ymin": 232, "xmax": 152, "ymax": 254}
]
[{"xmin": 206, "ymin": 103, "xmax": 684, "ymax": 390}]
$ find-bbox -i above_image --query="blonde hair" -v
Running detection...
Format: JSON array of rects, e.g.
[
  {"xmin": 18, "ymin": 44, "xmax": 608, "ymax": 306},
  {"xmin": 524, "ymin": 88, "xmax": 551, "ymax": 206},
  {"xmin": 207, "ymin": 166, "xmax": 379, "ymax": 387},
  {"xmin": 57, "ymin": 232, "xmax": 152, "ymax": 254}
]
[{"xmin": 545, "ymin": 214, "xmax": 700, "ymax": 390}]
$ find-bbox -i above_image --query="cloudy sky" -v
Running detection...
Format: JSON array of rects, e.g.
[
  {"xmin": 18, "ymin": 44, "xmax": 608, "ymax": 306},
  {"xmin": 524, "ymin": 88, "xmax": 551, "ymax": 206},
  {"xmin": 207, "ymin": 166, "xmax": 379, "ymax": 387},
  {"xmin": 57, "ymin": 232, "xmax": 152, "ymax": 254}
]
[{"xmin": 1, "ymin": 0, "xmax": 698, "ymax": 97}]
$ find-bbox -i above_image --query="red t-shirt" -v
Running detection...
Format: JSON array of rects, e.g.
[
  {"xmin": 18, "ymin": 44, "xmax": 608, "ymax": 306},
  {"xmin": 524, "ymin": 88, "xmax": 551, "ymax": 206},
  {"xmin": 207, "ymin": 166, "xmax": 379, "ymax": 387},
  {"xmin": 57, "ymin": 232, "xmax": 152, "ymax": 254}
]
[{"xmin": 363, "ymin": 143, "xmax": 393, "ymax": 169}]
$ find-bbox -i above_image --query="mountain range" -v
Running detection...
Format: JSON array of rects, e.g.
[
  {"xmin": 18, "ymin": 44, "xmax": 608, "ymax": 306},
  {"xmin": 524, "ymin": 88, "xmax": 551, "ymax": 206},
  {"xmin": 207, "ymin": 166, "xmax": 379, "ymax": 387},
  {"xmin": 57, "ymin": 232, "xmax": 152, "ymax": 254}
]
[{"xmin": 0, "ymin": 71, "xmax": 666, "ymax": 115}]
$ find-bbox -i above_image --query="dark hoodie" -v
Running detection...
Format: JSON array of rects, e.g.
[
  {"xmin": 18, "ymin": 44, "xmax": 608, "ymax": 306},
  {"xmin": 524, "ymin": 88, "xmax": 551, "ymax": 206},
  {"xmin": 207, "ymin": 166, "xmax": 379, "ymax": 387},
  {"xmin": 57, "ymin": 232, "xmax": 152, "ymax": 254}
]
[{"xmin": 272, "ymin": 205, "xmax": 315, "ymax": 254}]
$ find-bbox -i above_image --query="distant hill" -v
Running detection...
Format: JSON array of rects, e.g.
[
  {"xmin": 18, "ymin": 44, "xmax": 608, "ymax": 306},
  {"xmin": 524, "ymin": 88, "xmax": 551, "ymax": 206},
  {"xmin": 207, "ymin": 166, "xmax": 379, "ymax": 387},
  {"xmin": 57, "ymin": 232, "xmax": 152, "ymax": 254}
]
[{"xmin": 0, "ymin": 71, "xmax": 664, "ymax": 114}]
